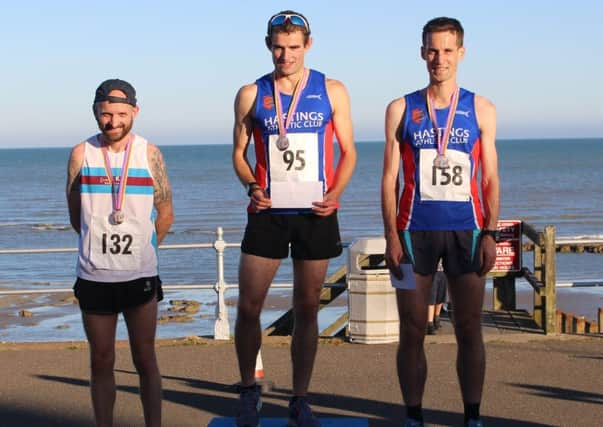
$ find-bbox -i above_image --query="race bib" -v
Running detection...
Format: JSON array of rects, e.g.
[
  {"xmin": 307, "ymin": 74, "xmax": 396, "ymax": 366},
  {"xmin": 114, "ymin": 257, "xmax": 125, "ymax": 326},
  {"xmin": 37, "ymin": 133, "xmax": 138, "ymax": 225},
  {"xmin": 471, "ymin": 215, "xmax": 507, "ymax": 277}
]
[
  {"xmin": 268, "ymin": 132, "xmax": 320, "ymax": 183},
  {"xmin": 89, "ymin": 215, "xmax": 143, "ymax": 271},
  {"xmin": 419, "ymin": 148, "xmax": 471, "ymax": 202}
]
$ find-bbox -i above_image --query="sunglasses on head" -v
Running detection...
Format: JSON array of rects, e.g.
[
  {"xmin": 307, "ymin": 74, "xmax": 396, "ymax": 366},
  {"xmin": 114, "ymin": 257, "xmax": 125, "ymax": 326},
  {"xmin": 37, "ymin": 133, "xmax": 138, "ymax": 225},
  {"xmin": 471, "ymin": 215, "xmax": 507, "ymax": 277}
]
[{"xmin": 268, "ymin": 13, "xmax": 310, "ymax": 34}]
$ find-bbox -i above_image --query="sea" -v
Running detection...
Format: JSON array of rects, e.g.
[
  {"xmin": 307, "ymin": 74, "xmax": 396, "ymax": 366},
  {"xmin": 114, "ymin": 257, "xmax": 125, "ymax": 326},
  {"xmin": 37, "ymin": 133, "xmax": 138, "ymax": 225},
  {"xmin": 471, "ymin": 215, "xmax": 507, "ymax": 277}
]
[{"xmin": 1, "ymin": 139, "xmax": 602, "ymax": 342}]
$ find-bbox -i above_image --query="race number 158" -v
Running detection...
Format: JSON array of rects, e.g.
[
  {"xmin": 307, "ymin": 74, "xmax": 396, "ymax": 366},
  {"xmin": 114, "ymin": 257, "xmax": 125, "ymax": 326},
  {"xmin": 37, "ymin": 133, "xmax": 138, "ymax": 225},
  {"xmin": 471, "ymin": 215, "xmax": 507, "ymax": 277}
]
[{"xmin": 432, "ymin": 165, "xmax": 463, "ymax": 186}]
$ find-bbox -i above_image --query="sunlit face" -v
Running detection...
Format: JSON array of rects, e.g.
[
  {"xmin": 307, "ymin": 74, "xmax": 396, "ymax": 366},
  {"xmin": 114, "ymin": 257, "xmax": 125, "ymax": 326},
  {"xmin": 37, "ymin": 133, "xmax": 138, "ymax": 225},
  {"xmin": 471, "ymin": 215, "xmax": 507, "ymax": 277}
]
[
  {"xmin": 421, "ymin": 31, "xmax": 465, "ymax": 84},
  {"xmin": 267, "ymin": 30, "xmax": 312, "ymax": 77},
  {"xmin": 94, "ymin": 90, "xmax": 139, "ymax": 143}
]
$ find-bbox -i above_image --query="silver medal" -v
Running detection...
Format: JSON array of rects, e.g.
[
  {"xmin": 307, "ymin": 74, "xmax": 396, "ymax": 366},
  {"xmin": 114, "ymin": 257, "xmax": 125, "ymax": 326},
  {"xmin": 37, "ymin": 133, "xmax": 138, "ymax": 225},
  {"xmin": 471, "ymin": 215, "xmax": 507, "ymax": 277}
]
[
  {"xmin": 276, "ymin": 135, "xmax": 290, "ymax": 151},
  {"xmin": 433, "ymin": 154, "xmax": 449, "ymax": 168},
  {"xmin": 111, "ymin": 210, "xmax": 125, "ymax": 225}
]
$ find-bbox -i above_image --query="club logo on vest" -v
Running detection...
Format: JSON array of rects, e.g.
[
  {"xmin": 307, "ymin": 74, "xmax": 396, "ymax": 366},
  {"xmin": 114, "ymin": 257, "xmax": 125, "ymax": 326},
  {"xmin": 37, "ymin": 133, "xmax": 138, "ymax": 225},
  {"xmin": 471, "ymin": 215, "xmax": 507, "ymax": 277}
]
[
  {"xmin": 262, "ymin": 96, "xmax": 274, "ymax": 110},
  {"xmin": 411, "ymin": 108, "xmax": 425, "ymax": 124}
]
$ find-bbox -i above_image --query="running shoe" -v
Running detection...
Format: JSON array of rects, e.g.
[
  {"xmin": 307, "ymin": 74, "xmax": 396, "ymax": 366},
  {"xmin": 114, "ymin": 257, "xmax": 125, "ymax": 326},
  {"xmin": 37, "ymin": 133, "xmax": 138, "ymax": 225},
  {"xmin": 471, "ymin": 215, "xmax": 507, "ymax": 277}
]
[
  {"xmin": 404, "ymin": 418, "xmax": 424, "ymax": 427},
  {"xmin": 466, "ymin": 418, "xmax": 484, "ymax": 427},
  {"xmin": 236, "ymin": 384, "xmax": 262, "ymax": 427},
  {"xmin": 288, "ymin": 397, "xmax": 320, "ymax": 427}
]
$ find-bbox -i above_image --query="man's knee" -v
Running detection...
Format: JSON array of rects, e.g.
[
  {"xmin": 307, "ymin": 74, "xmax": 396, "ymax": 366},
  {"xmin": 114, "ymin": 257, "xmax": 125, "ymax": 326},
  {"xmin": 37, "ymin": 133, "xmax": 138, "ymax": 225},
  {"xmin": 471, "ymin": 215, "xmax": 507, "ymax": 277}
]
[
  {"xmin": 237, "ymin": 294, "xmax": 265, "ymax": 320},
  {"xmin": 454, "ymin": 314, "xmax": 483, "ymax": 347},
  {"xmin": 90, "ymin": 349, "xmax": 115, "ymax": 374},
  {"xmin": 398, "ymin": 309, "xmax": 427, "ymax": 343},
  {"xmin": 132, "ymin": 352, "xmax": 159, "ymax": 376}
]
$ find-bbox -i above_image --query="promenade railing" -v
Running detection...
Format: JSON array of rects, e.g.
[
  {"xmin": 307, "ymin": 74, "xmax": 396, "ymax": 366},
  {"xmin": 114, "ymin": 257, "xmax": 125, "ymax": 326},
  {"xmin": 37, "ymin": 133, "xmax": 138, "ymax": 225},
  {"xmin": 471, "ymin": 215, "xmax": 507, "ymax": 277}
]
[
  {"xmin": 0, "ymin": 227, "xmax": 348, "ymax": 340},
  {"xmin": 2, "ymin": 224, "xmax": 601, "ymax": 338}
]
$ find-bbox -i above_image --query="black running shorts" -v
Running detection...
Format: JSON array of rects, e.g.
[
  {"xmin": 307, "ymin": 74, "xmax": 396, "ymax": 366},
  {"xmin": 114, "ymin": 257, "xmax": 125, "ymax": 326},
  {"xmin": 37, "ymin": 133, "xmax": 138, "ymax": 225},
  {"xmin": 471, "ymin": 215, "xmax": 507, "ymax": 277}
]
[
  {"xmin": 241, "ymin": 212, "xmax": 343, "ymax": 260},
  {"xmin": 399, "ymin": 230, "xmax": 482, "ymax": 277},
  {"xmin": 73, "ymin": 276, "xmax": 163, "ymax": 314}
]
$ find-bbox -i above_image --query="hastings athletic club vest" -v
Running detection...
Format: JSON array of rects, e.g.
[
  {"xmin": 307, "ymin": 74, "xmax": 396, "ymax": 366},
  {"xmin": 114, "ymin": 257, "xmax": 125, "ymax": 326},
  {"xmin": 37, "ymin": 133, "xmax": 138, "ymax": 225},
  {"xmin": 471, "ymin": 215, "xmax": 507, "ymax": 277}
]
[
  {"xmin": 397, "ymin": 88, "xmax": 484, "ymax": 231},
  {"xmin": 77, "ymin": 134, "xmax": 158, "ymax": 282},
  {"xmin": 251, "ymin": 69, "xmax": 336, "ymax": 214}
]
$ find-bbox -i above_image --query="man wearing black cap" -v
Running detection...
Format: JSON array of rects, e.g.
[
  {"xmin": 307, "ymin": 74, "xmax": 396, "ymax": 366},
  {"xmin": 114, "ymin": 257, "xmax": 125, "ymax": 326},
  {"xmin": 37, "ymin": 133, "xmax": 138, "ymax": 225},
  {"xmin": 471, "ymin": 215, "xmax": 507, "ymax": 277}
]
[
  {"xmin": 232, "ymin": 10, "xmax": 356, "ymax": 427},
  {"xmin": 66, "ymin": 78, "xmax": 174, "ymax": 427}
]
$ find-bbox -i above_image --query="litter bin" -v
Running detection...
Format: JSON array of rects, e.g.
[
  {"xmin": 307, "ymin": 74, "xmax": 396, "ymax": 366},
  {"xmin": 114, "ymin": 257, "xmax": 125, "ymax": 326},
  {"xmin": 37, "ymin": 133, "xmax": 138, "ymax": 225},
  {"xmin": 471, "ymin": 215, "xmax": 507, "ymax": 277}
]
[{"xmin": 347, "ymin": 237, "xmax": 399, "ymax": 344}]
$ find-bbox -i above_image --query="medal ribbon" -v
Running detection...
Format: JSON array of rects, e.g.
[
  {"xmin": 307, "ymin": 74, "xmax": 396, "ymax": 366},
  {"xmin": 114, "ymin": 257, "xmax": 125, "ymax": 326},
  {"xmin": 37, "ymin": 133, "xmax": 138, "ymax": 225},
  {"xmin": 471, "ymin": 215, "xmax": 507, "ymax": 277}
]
[
  {"xmin": 101, "ymin": 134, "xmax": 134, "ymax": 215},
  {"xmin": 426, "ymin": 87, "xmax": 460, "ymax": 157},
  {"xmin": 273, "ymin": 68, "xmax": 309, "ymax": 138}
]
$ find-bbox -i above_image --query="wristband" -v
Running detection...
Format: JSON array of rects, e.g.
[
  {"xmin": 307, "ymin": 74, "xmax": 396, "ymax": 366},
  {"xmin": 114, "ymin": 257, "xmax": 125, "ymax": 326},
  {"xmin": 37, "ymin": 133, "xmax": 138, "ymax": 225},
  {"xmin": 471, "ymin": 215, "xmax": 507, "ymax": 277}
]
[
  {"xmin": 247, "ymin": 182, "xmax": 260, "ymax": 197},
  {"xmin": 481, "ymin": 229, "xmax": 501, "ymax": 243}
]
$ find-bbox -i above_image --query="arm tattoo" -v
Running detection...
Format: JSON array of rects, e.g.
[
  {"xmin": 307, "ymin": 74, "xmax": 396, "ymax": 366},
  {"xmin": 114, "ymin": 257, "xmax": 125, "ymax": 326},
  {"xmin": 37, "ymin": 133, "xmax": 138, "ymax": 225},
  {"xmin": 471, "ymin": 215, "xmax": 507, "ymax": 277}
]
[
  {"xmin": 66, "ymin": 148, "xmax": 83, "ymax": 233},
  {"xmin": 150, "ymin": 147, "xmax": 172, "ymax": 204}
]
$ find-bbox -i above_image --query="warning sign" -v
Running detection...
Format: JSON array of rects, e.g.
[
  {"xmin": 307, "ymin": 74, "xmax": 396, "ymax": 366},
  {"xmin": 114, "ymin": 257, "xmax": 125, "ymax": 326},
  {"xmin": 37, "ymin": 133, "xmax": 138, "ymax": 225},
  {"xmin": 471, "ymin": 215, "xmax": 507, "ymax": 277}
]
[{"xmin": 492, "ymin": 220, "xmax": 522, "ymax": 273}]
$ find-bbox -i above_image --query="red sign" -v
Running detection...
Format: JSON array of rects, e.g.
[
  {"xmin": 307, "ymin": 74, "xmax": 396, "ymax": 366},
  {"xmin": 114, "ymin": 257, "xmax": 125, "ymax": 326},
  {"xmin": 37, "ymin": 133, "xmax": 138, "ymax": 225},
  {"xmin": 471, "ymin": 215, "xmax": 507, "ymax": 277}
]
[{"xmin": 492, "ymin": 220, "xmax": 522, "ymax": 273}]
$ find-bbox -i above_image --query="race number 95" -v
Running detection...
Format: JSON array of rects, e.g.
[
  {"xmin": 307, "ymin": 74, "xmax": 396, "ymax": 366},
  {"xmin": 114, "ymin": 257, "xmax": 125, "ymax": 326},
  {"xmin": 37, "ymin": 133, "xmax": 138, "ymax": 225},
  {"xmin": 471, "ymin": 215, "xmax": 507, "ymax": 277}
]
[{"xmin": 283, "ymin": 149, "xmax": 305, "ymax": 171}]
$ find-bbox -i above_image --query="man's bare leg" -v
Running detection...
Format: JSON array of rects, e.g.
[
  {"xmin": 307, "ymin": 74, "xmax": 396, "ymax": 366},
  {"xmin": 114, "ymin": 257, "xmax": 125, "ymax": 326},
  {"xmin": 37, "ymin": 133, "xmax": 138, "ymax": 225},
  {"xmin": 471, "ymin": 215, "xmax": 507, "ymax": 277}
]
[
  {"xmin": 447, "ymin": 273, "xmax": 486, "ymax": 404},
  {"xmin": 290, "ymin": 258, "xmax": 329, "ymax": 396},
  {"xmin": 395, "ymin": 274, "xmax": 432, "ymax": 407},
  {"xmin": 124, "ymin": 297, "xmax": 161, "ymax": 427},
  {"xmin": 235, "ymin": 253, "xmax": 281, "ymax": 386},
  {"xmin": 82, "ymin": 313, "xmax": 118, "ymax": 427}
]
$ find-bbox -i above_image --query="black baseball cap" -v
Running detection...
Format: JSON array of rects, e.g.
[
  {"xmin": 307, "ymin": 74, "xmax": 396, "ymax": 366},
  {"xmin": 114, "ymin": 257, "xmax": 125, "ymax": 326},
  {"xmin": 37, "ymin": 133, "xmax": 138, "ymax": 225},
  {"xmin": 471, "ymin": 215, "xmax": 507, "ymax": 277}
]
[{"xmin": 94, "ymin": 79, "xmax": 137, "ymax": 106}]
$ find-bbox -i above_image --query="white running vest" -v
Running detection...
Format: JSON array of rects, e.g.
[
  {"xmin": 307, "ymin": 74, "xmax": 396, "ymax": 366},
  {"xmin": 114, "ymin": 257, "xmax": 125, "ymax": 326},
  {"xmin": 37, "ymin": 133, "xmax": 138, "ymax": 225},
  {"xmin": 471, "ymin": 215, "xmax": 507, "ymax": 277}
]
[{"xmin": 77, "ymin": 134, "xmax": 158, "ymax": 282}]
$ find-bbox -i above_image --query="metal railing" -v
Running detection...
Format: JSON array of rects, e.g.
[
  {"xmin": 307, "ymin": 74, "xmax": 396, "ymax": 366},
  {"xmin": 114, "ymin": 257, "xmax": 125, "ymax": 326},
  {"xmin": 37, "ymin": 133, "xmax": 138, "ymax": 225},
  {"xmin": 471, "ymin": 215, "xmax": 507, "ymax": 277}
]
[
  {"xmin": 3, "ymin": 225, "xmax": 602, "ymax": 338},
  {"xmin": 0, "ymin": 227, "xmax": 298, "ymax": 340}
]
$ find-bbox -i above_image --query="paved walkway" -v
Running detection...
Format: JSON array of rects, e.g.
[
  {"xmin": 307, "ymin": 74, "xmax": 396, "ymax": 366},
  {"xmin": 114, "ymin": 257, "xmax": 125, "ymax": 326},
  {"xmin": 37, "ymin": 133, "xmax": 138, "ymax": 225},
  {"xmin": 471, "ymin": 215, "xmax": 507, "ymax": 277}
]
[{"xmin": 1, "ymin": 324, "xmax": 602, "ymax": 427}]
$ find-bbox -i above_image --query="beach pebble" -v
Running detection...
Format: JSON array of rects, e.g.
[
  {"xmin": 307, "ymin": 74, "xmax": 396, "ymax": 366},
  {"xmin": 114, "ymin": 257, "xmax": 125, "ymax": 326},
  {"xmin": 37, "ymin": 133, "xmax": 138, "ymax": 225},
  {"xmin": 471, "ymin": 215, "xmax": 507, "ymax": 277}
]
[
  {"xmin": 61, "ymin": 296, "xmax": 78, "ymax": 304},
  {"xmin": 168, "ymin": 305, "xmax": 200, "ymax": 314},
  {"xmin": 169, "ymin": 299, "xmax": 200, "ymax": 306},
  {"xmin": 158, "ymin": 314, "xmax": 194, "ymax": 324},
  {"xmin": 19, "ymin": 310, "xmax": 33, "ymax": 317},
  {"xmin": 183, "ymin": 335, "xmax": 204, "ymax": 344},
  {"xmin": 167, "ymin": 300, "xmax": 201, "ymax": 314}
]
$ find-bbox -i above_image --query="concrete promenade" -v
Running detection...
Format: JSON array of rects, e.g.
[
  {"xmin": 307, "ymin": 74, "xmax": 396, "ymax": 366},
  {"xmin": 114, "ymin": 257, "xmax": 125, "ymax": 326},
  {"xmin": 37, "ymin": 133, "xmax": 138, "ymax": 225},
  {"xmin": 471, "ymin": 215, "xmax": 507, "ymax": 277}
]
[{"xmin": 1, "ymin": 325, "xmax": 602, "ymax": 427}]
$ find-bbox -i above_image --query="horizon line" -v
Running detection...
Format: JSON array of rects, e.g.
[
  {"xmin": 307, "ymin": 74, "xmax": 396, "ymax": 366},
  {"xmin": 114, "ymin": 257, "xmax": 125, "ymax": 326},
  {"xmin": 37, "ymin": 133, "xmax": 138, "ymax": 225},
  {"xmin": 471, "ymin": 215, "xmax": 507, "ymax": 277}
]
[{"xmin": 1, "ymin": 136, "xmax": 602, "ymax": 150}]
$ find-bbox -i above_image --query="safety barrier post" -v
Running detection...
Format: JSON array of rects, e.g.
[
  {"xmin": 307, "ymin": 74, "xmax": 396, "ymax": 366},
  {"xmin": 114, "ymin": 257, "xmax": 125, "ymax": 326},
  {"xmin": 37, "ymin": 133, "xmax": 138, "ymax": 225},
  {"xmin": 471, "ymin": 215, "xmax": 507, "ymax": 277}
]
[
  {"xmin": 213, "ymin": 227, "xmax": 231, "ymax": 340},
  {"xmin": 532, "ymin": 233, "xmax": 544, "ymax": 328},
  {"xmin": 543, "ymin": 225, "xmax": 557, "ymax": 334}
]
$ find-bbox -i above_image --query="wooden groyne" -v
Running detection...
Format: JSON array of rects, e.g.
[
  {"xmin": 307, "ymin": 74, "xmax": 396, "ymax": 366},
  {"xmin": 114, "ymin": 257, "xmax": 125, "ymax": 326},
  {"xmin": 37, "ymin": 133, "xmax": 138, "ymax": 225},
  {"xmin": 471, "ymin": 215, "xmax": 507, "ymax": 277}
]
[
  {"xmin": 556, "ymin": 308, "xmax": 602, "ymax": 335},
  {"xmin": 522, "ymin": 241, "xmax": 603, "ymax": 254}
]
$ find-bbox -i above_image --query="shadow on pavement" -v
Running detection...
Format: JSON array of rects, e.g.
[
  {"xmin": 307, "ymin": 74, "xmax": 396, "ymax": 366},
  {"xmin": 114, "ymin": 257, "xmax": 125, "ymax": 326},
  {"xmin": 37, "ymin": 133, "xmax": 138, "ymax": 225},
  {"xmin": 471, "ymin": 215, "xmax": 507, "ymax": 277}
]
[
  {"xmin": 509, "ymin": 382, "xmax": 603, "ymax": 405},
  {"xmin": 32, "ymin": 372, "xmax": 556, "ymax": 426},
  {"xmin": 0, "ymin": 405, "xmax": 90, "ymax": 427}
]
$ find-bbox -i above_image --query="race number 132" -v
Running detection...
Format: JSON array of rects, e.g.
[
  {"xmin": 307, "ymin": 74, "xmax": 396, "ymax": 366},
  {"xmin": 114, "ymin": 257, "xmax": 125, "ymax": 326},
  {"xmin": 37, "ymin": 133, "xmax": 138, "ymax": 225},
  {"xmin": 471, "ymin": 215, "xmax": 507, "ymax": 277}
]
[{"xmin": 101, "ymin": 233, "xmax": 133, "ymax": 255}]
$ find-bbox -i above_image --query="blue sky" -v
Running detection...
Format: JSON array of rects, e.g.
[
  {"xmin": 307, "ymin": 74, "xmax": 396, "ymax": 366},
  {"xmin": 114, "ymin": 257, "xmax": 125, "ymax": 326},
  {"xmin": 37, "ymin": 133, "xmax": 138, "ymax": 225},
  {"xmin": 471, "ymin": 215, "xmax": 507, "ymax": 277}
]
[{"xmin": 1, "ymin": 0, "xmax": 601, "ymax": 148}]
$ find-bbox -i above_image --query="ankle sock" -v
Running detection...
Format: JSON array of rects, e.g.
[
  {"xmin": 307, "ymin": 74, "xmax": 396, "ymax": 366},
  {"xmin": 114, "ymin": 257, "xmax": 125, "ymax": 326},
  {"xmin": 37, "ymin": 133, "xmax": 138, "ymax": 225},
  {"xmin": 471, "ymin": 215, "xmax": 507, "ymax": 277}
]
[
  {"xmin": 406, "ymin": 404, "xmax": 423, "ymax": 422},
  {"xmin": 464, "ymin": 402, "xmax": 480, "ymax": 423}
]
